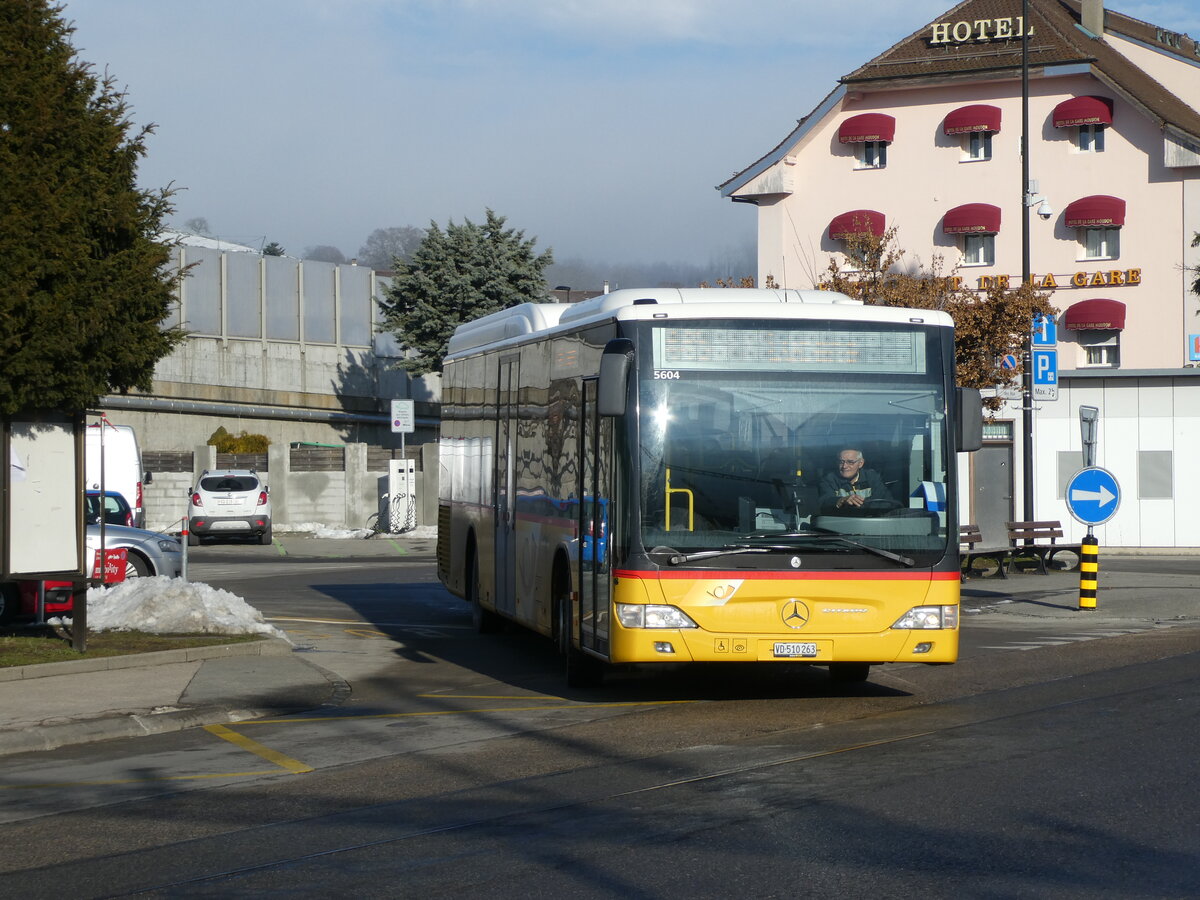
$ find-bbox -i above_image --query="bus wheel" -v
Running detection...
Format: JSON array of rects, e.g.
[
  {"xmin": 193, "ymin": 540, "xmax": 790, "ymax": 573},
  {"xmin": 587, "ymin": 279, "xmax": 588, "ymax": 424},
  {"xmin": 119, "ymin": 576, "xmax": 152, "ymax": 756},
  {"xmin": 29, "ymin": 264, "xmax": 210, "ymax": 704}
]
[
  {"xmin": 555, "ymin": 583, "xmax": 603, "ymax": 689},
  {"xmin": 828, "ymin": 662, "xmax": 871, "ymax": 683},
  {"xmin": 467, "ymin": 552, "xmax": 502, "ymax": 634}
]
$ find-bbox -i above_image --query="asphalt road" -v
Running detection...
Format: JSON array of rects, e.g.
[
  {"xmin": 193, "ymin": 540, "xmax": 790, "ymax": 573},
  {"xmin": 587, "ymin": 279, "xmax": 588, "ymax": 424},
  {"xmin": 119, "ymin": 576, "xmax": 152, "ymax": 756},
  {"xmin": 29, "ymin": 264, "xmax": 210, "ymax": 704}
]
[{"xmin": 0, "ymin": 543, "xmax": 1196, "ymax": 897}]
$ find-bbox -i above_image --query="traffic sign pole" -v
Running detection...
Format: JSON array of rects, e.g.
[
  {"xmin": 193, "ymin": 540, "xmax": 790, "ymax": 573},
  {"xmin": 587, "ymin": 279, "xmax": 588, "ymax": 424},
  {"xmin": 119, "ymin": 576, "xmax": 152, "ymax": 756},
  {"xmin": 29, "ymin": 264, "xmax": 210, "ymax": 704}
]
[
  {"xmin": 1078, "ymin": 536, "xmax": 1099, "ymax": 610},
  {"xmin": 1065, "ymin": 465, "xmax": 1118, "ymax": 613}
]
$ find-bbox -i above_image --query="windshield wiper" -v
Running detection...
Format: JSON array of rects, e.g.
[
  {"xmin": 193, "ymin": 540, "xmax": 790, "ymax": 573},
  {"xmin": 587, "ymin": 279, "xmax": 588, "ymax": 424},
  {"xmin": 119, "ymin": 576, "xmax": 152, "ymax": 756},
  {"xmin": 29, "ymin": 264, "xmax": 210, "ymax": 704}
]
[
  {"xmin": 741, "ymin": 532, "xmax": 916, "ymax": 567},
  {"xmin": 660, "ymin": 547, "xmax": 774, "ymax": 566},
  {"xmin": 651, "ymin": 533, "xmax": 916, "ymax": 567}
]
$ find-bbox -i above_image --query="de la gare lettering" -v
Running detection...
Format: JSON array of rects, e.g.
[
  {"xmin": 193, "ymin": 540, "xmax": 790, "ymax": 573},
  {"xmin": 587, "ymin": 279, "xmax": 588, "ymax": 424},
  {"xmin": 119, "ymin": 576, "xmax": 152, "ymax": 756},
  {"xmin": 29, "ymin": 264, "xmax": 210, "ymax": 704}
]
[{"xmin": 955, "ymin": 268, "xmax": 1142, "ymax": 291}]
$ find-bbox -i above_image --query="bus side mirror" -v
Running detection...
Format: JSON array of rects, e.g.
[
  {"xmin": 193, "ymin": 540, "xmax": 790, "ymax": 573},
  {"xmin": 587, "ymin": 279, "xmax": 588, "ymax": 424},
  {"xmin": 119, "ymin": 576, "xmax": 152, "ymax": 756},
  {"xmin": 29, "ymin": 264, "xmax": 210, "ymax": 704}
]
[
  {"xmin": 956, "ymin": 387, "xmax": 983, "ymax": 451},
  {"xmin": 598, "ymin": 338, "xmax": 635, "ymax": 416}
]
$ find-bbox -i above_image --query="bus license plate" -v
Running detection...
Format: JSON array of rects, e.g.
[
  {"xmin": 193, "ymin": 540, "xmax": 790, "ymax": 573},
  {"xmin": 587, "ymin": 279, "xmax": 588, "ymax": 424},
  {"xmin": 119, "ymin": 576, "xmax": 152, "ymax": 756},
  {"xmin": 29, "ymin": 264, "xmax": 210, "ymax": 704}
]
[{"xmin": 773, "ymin": 641, "xmax": 818, "ymax": 658}]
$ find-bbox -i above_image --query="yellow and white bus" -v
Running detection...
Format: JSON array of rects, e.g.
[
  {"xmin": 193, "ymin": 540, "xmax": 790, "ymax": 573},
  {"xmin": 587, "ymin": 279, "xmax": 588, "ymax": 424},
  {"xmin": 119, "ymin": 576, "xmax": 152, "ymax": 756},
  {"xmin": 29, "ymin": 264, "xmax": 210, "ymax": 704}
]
[{"xmin": 437, "ymin": 288, "xmax": 982, "ymax": 686}]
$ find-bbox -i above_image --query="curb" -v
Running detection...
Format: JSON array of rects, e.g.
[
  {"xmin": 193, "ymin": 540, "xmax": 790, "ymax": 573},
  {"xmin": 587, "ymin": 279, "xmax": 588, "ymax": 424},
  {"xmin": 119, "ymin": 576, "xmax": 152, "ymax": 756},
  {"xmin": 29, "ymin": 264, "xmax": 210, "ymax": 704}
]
[
  {"xmin": 0, "ymin": 635, "xmax": 293, "ymax": 683},
  {"xmin": 0, "ymin": 642, "xmax": 347, "ymax": 759},
  {"xmin": 0, "ymin": 703, "xmax": 286, "ymax": 758}
]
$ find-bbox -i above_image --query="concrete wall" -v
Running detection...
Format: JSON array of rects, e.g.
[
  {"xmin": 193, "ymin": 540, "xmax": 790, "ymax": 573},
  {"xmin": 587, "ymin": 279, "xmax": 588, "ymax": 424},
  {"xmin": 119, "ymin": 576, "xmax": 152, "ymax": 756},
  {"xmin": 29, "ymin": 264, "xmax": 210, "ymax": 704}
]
[{"xmin": 141, "ymin": 441, "xmax": 440, "ymax": 535}]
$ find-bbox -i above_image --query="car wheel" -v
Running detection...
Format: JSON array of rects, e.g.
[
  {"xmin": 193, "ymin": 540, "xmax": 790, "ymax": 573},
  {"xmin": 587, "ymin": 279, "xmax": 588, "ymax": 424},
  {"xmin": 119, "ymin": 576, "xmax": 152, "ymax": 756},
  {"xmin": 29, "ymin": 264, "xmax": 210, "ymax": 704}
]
[
  {"xmin": 259, "ymin": 526, "xmax": 273, "ymax": 546},
  {"xmin": 0, "ymin": 583, "xmax": 17, "ymax": 625},
  {"xmin": 124, "ymin": 552, "xmax": 151, "ymax": 579}
]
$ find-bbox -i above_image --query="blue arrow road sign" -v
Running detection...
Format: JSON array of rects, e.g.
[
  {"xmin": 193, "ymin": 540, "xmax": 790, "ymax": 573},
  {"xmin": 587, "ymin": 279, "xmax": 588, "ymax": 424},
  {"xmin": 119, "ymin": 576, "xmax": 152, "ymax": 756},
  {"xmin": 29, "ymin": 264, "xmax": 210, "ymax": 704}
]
[
  {"xmin": 1065, "ymin": 466, "xmax": 1121, "ymax": 526},
  {"xmin": 1033, "ymin": 314, "xmax": 1057, "ymax": 346}
]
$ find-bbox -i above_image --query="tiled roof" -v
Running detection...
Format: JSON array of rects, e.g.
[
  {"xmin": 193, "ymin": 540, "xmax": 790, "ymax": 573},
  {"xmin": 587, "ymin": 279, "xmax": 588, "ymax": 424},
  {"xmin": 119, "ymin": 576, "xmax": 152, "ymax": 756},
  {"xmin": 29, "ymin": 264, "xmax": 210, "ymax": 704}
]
[
  {"xmin": 719, "ymin": 0, "xmax": 1200, "ymax": 194},
  {"xmin": 839, "ymin": 0, "xmax": 1200, "ymax": 141}
]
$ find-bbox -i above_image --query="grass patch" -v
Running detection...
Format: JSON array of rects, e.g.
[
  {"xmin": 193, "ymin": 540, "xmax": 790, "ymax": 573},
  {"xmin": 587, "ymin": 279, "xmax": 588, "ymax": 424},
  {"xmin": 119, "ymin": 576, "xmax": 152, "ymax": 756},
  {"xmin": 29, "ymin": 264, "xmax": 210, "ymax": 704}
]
[{"xmin": 0, "ymin": 626, "xmax": 263, "ymax": 668}]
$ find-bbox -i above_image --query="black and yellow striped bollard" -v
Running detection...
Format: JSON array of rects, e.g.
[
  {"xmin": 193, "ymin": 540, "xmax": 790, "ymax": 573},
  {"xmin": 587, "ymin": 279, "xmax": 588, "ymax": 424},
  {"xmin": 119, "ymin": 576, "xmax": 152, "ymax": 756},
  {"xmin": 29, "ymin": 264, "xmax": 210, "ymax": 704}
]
[{"xmin": 1078, "ymin": 535, "xmax": 1099, "ymax": 610}]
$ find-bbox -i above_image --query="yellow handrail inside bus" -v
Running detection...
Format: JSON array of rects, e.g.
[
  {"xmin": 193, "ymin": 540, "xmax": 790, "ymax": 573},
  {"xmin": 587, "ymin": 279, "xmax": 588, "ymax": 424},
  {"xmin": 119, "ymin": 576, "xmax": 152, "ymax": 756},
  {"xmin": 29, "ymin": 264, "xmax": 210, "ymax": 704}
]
[{"xmin": 664, "ymin": 467, "xmax": 694, "ymax": 531}]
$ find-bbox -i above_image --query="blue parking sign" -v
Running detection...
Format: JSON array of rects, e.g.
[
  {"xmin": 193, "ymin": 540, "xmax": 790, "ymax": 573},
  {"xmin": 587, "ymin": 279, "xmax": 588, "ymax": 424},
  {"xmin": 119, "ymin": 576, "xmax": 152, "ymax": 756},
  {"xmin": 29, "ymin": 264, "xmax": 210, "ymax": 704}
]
[{"xmin": 1031, "ymin": 349, "xmax": 1058, "ymax": 400}]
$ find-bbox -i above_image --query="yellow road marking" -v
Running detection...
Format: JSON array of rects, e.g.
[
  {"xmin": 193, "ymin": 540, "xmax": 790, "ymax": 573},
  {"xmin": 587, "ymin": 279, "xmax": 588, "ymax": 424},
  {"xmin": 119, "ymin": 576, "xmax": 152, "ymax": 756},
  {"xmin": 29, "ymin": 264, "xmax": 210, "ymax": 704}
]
[
  {"xmin": 241, "ymin": 700, "xmax": 692, "ymax": 726},
  {"xmin": 418, "ymin": 694, "xmax": 569, "ymax": 701},
  {"xmin": 0, "ymin": 770, "xmax": 281, "ymax": 790},
  {"xmin": 345, "ymin": 629, "xmax": 391, "ymax": 639},
  {"xmin": 203, "ymin": 724, "xmax": 314, "ymax": 774},
  {"xmin": 270, "ymin": 615, "xmax": 366, "ymax": 625}
]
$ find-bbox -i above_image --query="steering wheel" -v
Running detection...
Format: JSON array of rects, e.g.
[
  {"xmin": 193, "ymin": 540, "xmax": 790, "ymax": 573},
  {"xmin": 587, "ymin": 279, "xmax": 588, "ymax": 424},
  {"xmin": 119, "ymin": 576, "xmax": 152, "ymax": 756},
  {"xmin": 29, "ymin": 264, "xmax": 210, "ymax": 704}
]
[{"xmin": 863, "ymin": 498, "xmax": 901, "ymax": 512}]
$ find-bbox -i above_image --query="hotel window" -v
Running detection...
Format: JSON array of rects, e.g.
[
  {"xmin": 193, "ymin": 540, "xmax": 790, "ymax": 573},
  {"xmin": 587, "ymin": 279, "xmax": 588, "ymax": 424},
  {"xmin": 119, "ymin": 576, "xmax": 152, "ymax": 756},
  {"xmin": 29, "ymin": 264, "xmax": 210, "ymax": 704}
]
[
  {"xmin": 1053, "ymin": 96, "xmax": 1113, "ymax": 152},
  {"xmin": 1078, "ymin": 124, "xmax": 1106, "ymax": 152},
  {"xmin": 1080, "ymin": 226, "xmax": 1120, "ymax": 260},
  {"xmin": 962, "ymin": 233, "xmax": 995, "ymax": 266},
  {"xmin": 1077, "ymin": 331, "xmax": 1119, "ymax": 368},
  {"xmin": 965, "ymin": 130, "xmax": 992, "ymax": 161},
  {"xmin": 857, "ymin": 140, "xmax": 887, "ymax": 169}
]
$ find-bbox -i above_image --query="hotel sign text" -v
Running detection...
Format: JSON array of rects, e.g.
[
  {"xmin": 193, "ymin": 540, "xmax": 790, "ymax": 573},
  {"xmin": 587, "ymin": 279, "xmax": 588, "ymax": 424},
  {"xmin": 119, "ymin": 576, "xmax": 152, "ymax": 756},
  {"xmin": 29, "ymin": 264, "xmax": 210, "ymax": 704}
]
[{"xmin": 930, "ymin": 18, "xmax": 1033, "ymax": 45}]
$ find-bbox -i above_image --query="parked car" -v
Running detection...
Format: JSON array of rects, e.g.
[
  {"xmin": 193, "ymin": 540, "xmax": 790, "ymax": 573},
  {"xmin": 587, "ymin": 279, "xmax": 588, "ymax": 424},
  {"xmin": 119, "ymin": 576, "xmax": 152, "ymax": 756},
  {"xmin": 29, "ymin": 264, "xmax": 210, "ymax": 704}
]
[
  {"xmin": 5, "ymin": 524, "xmax": 184, "ymax": 621},
  {"xmin": 85, "ymin": 490, "xmax": 134, "ymax": 527},
  {"xmin": 187, "ymin": 469, "xmax": 272, "ymax": 545}
]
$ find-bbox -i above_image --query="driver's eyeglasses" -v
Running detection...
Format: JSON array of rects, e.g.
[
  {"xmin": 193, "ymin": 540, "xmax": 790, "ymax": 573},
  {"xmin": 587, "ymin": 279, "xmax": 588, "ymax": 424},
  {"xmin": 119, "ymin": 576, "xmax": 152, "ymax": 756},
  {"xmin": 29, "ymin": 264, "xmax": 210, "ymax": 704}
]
[{"xmin": 837, "ymin": 459, "xmax": 861, "ymax": 467}]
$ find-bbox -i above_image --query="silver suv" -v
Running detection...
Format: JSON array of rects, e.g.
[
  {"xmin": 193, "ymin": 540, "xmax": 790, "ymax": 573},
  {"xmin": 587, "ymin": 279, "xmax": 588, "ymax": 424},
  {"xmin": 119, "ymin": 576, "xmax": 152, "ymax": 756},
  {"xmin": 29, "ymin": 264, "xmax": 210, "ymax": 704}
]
[{"xmin": 187, "ymin": 469, "xmax": 272, "ymax": 545}]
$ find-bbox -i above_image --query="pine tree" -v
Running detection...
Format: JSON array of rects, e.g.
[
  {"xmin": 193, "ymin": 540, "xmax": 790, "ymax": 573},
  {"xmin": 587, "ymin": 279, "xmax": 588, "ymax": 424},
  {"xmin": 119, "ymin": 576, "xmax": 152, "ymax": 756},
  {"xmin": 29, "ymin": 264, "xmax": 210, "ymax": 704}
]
[
  {"xmin": 0, "ymin": 0, "xmax": 183, "ymax": 416},
  {"xmin": 378, "ymin": 210, "xmax": 553, "ymax": 375}
]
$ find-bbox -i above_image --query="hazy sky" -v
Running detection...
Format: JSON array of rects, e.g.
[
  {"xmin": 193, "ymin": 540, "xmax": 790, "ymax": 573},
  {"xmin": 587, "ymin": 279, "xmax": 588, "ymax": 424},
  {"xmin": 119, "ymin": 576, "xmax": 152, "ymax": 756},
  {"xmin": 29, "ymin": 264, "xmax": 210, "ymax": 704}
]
[{"xmin": 62, "ymin": 1, "xmax": 1199, "ymax": 267}]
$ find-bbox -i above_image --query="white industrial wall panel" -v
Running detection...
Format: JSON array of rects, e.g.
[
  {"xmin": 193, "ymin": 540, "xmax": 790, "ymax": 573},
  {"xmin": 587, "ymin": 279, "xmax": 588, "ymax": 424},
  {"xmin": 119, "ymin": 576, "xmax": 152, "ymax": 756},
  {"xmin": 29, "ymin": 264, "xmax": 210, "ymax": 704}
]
[
  {"xmin": 226, "ymin": 252, "xmax": 262, "ymax": 338},
  {"xmin": 303, "ymin": 262, "xmax": 336, "ymax": 344}
]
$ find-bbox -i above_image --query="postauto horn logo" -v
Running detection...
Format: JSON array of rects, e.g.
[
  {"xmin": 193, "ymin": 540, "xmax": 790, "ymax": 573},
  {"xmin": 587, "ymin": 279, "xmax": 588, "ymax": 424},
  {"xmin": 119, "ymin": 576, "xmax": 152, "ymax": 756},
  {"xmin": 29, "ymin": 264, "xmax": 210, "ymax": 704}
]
[{"xmin": 781, "ymin": 599, "xmax": 810, "ymax": 629}]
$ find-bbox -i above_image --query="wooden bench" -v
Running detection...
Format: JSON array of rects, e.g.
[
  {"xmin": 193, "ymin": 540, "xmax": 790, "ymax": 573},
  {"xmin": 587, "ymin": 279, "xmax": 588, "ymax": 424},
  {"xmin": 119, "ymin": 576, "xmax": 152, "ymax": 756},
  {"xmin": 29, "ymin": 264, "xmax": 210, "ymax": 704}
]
[
  {"xmin": 959, "ymin": 524, "xmax": 1011, "ymax": 579},
  {"xmin": 1005, "ymin": 520, "xmax": 1083, "ymax": 574}
]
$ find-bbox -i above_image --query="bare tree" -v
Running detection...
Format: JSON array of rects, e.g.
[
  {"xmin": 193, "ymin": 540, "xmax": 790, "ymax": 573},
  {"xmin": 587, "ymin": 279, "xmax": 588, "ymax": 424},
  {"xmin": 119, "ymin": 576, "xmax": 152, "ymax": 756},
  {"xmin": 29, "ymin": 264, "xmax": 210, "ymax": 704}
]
[
  {"xmin": 357, "ymin": 226, "xmax": 425, "ymax": 270},
  {"xmin": 303, "ymin": 244, "xmax": 347, "ymax": 264},
  {"xmin": 183, "ymin": 216, "xmax": 211, "ymax": 235},
  {"xmin": 822, "ymin": 228, "xmax": 1055, "ymax": 412}
]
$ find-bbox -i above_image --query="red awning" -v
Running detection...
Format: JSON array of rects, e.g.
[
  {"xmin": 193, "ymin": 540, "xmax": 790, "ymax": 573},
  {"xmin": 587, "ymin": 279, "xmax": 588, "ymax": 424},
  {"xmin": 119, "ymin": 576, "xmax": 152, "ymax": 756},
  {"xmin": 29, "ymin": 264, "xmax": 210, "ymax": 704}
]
[
  {"xmin": 944, "ymin": 105, "xmax": 1002, "ymax": 135},
  {"xmin": 1064, "ymin": 299, "xmax": 1126, "ymax": 330},
  {"xmin": 943, "ymin": 203, "xmax": 1001, "ymax": 234},
  {"xmin": 1064, "ymin": 195, "xmax": 1126, "ymax": 228},
  {"xmin": 1053, "ymin": 96, "xmax": 1113, "ymax": 128},
  {"xmin": 829, "ymin": 210, "xmax": 886, "ymax": 240},
  {"xmin": 838, "ymin": 113, "xmax": 895, "ymax": 143}
]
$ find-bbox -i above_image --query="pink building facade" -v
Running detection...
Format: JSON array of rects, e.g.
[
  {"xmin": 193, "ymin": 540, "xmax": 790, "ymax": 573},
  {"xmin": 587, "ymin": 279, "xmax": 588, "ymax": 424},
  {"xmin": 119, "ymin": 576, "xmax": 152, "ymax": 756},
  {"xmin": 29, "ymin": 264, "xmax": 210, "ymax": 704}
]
[{"xmin": 721, "ymin": 0, "xmax": 1200, "ymax": 548}]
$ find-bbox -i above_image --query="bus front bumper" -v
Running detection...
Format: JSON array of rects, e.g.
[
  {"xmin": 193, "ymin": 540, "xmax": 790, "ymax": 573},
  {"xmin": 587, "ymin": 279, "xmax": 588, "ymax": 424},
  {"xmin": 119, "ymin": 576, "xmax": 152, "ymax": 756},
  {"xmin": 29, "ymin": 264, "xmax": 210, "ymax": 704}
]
[{"xmin": 608, "ymin": 623, "xmax": 958, "ymax": 665}]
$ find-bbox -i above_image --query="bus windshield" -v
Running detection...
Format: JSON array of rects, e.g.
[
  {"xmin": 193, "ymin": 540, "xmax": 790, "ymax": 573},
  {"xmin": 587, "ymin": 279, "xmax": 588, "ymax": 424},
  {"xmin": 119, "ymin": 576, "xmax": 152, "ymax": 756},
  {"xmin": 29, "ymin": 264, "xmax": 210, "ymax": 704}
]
[{"xmin": 637, "ymin": 319, "xmax": 952, "ymax": 566}]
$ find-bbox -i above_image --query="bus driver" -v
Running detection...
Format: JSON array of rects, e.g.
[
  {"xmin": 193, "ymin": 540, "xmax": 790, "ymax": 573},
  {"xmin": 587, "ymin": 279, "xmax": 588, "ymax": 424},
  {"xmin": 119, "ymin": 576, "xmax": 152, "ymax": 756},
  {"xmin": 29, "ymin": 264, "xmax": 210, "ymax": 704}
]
[{"xmin": 819, "ymin": 448, "xmax": 894, "ymax": 512}]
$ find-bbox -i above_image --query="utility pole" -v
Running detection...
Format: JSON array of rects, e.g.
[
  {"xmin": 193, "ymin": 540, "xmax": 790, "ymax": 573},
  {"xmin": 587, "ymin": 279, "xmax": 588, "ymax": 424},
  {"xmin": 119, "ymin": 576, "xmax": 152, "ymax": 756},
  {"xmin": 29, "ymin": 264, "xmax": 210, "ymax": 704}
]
[{"xmin": 1020, "ymin": 0, "xmax": 1035, "ymax": 522}]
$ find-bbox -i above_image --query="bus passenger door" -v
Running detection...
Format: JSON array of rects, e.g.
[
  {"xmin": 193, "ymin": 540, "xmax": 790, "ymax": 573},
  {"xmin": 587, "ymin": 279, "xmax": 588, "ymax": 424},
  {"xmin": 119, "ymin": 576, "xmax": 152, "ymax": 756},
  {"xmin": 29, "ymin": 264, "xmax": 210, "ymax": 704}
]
[
  {"xmin": 579, "ymin": 377, "xmax": 611, "ymax": 656},
  {"xmin": 494, "ymin": 357, "xmax": 518, "ymax": 618}
]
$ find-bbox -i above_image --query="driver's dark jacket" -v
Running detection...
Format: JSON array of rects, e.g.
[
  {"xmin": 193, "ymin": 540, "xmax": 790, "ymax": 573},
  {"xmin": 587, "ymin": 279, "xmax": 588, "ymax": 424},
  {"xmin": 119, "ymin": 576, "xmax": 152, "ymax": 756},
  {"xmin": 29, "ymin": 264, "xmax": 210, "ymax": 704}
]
[{"xmin": 818, "ymin": 468, "xmax": 893, "ymax": 512}]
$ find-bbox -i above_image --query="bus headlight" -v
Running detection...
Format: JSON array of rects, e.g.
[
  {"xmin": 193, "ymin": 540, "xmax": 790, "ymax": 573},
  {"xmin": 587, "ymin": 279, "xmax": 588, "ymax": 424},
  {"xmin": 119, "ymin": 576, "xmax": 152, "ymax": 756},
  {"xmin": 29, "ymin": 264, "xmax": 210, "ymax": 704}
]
[
  {"xmin": 616, "ymin": 604, "xmax": 699, "ymax": 629},
  {"xmin": 892, "ymin": 605, "xmax": 958, "ymax": 630}
]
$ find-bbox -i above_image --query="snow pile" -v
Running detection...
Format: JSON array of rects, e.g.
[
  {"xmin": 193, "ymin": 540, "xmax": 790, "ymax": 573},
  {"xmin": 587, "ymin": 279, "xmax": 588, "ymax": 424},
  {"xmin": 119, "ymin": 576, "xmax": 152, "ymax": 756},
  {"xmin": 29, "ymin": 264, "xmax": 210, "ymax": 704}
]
[
  {"xmin": 72, "ymin": 577, "xmax": 289, "ymax": 641},
  {"xmin": 283, "ymin": 522, "xmax": 373, "ymax": 539},
  {"xmin": 282, "ymin": 522, "xmax": 437, "ymax": 540}
]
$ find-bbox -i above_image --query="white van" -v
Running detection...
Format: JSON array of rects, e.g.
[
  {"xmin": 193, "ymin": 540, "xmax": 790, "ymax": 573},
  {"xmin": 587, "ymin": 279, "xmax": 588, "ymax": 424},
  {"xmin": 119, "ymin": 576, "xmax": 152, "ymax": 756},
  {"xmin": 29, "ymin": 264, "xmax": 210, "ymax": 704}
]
[{"xmin": 85, "ymin": 422, "xmax": 151, "ymax": 528}]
